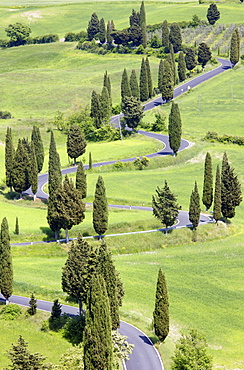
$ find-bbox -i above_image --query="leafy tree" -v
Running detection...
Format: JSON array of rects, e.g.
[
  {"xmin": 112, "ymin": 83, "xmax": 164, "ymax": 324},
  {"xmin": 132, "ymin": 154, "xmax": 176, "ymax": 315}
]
[
  {"xmin": 202, "ymin": 152, "xmax": 213, "ymax": 211},
  {"xmin": 162, "ymin": 20, "xmax": 169, "ymax": 49},
  {"xmin": 31, "ymin": 126, "xmax": 44, "ymax": 173},
  {"xmin": 93, "ymin": 175, "xmax": 108, "ymax": 237},
  {"xmin": 15, "ymin": 217, "xmax": 19, "ymax": 235},
  {"xmin": 29, "ymin": 141, "xmax": 38, "ymax": 200},
  {"xmin": 112, "ymin": 331, "xmax": 134, "ymax": 367},
  {"xmin": 121, "ymin": 68, "xmax": 131, "ymax": 103},
  {"xmin": 230, "ymin": 29, "xmax": 240, "ymax": 66},
  {"xmin": 161, "ymin": 60, "xmax": 174, "ymax": 102},
  {"xmin": 50, "ymin": 299, "xmax": 62, "ymax": 321},
  {"xmin": 145, "ymin": 57, "xmax": 153, "ymax": 98},
  {"xmin": 178, "ymin": 51, "xmax": 186, "ymax": 82},
  {"xmin": 198, "ymin": 42, "xmax": 212, "ymax": 68},
  {"xmin": 87, "ymin": 13, "xmax": 99, "ymax": 41},
  {"xmin": 168, "ymin": 102, "xmax": 182, "ymax": 156},
  {"xmin": 152, "ymin": 180, "xmax": 181, "ymax": 232},
  {"xmin": 153, "ymin": 268, "xmax": 169, "ymax": 342},
  {"xmin": 206, "ymin": 3, "xmax": 220, "ymax": 25},
  {"xmin": 121, "ymin": 96, "xmax": 144, "ymax": 130},
  {"xmin": 100, "ymin": 85, "xmax": 111, "ymax": 123},
  {"xmin": 169, "ymin": 22, "xmax": 182, "ymax": 52},
  {"xmin": 62, "ymin": 235, "xmax": 98, "ymax": 314},
  {"xmin": 189, "ymin": 181, "xmax": 201, "ymax": 237},
  {"xmin": 158, "ymin": 59, "xmax": 164, "ymax": 92},
  {"xmin": 139, "ymin": 58, "xmax": 148, "ymax": 101},
  {"xmin": 98, "ymin": 241, "xmax": 120, "ymax": 330},
  {"xmin": 213, "ymin": 165, "xmax": 221, "ymax": 224},
  {"xmin": 185, "ymin": 47, "xmax": 197, "ymax": 71},
  {"xmin": 99, "ymin": 18, "xmax": 106, "ymax": 44},
  {"xmin": 27, "ymin": 293, "xmax": 37, "ymax": 315},
  {"xmin": 83, "ymin": 274, "xmax": 113, "ymax": 370},
  {"xmin": 67, "ymin": 124, "xmax": 87, "ymax": 165},
  {"xmin": 0, "ymin": 217, "xmax": 13, "ymax": 302},
  {"xmin": 12, "ymin": 139, "xmax": 30, "ymax": 198},
  {"xmin": 5, "ymin": 23, "xmax": 31, "ymax": 46},
  {"xmin": 5, "ymin": 127, "xmax": 15, "ymax": 192},
  {"xmin": 7, "ymin": 335, "xmax": 47, "ymax": 370},
  {"xmin": 130, "ymin": 69, "xmax": 140, "ymax": 99},
  {"xmin": 171, "ymin": 329, "xmax": 212, "ymax": 370},
  {"xmin": 221, "ymin": 152, "xmax": 242, "ymax": 219},
  {"xmin": 76, "ymin": 161, "xmax": 87, "ymax": 199},
  {"xmin": 111, "ymin": 29, "xmax": 130, "ymax": 47},
  {"xmin": 90, "ymin": 90, "xmax": 102, "ymax": 128}
]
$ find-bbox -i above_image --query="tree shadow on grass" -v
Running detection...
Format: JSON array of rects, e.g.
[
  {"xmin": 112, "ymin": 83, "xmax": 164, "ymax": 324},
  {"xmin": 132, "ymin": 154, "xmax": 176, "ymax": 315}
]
[{"xmin": 39, "ymin": 227, "xmax": 56, "ymax": 242}]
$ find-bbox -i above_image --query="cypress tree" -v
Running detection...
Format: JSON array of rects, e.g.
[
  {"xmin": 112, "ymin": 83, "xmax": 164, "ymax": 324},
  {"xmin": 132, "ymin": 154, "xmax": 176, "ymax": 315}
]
[
  {"xmin": 141, "ymin": 22, "xmax": 147, "ymax": 48},
  {"xmin": 145, "ymin": 57, "xmax": 153, "ymax": 98},
  {"xmin": 67, "ymin": 124, "xmax": 87, "ymax": 166},
  {"xmin": 76, "ymin": 161, "xmax": 87, "ymax": 199},
  {"xmin": 213, "ymin": 165, "xmax": 222, "ymax": 224},
  {"xmin": 90, "ymin": 90, "xmax": 102, "ymax": 129},
  {"xmin": 129, "ymin": 9, "xmax": 142, "ymax": 47},
  {"xmin": 5, "ymin": 127, "xmax": 15, "ymax": 192},
  {"xmin": 158, "ymin": 59, "xmax": 164, "ymax": 92},
  {"xmin": 122, "ymin": 96, "xmax": 144, "ymax": 130},
  {"xmin": 153, "ymin": 268, "xmax": 169, "ymax": 342},
  {"xmin": 62, "ymin": 235, "xmax": 98, "ymax": 314},
  {"xmin": 152, "ymin": 180, "xmax": 181, "ymax": 232},
  {"xmin": 100, "ymin": 85, "xmax": 111, "ymax": 123},
  {"xmin": 12, "ymin": 139, "xmax": 31, "ymax": 198},
  {"xmin": 162, "ymin": 20, "xmax": 169, "ymax": 49},
  {"xmin": 50, "ymin": 299, "xmax": 62, "ymax": 321},
  {"xmin": 0, "ymin": 217, "xmax": 13, "ymax": 302},
  {"xmin": 140, "ymin": 57, "xmax": 148, "ymax": 102},
  {"xmin": 198, "ymin": 42, "xmax": 212, "ymax": 69},
  {"xmin": 87, "ymin": 12, "xmax": 99, "ymax": 41},
  {"xmin": 221, "ymin": 152, "xmax": 242, "ymax": 219},
  {"xmin": 28, "ymin": 293, "xmax": 37, "ymax": 315},
  {"xmin": 130, "ymin": 69, "xmax": 140, "ymax": 99},
  {"xmin": 121, "ymin": 68, "xmax": 131, "ymax": 103},
  {"xmin": 93, "ymin": 175, "xmax": 108, "ymax": 237},
  {"xmin": 178, "ymin": 51, "xmax": 186, "ymax": 82},
  {"xmin": 162, "ymin": 60, "xmax": 174, "ymax": 102},
  {"xmin": 189, "ymin": 181, "xmax": 201, "ymax": 236},
  {"xmin": 169, "ymin": 43, "xmax": 177, "ymax": 85},
  {"xmin": 185, "ymin": 47, "xmax": 197, "ymax": 71},
  {"xmin": 99, "ymin": 18, "xmax": 106, "ymax": 44},
  {"xmin": 15, "ymin": 217, "xmax": 19, "ymax": 235},
  {"xmin": 29, "ymin": 141, "xmax": 38, "ymax": 201},
  {"xmin": 202, "ymin": 152, "xmax": 213, "ymax": 211},
  {"xmin": 230, "ymin": 29, "xmax": 239, "ymax": 66},
  {"xmin": 98, "ymin": 241, "xmax": 120, "ymax": 330},
  {"xmin": 104, "ymin": 70, "xmax": 112, "ymax": 98},
  {"xmin": 31, "ymin": 126, "xmax": 44, "ymax": 173},
  {"xmin": 83, "ymin": 274, "xmax": 113, "ymax": 370},
  {"xmin": 139, "ymin": 1, "xmax": 146, "ymax": 27},
  {"xmin": 168, "ymin": 102, "xmax": 182, "ymax": 156},
  {"xmin": 106, "ymin": 21, "xmax": 113, "ymax": 46},
  {"xmin": 169, "ymin": 22, "xmax": 182, "ymax": 53},
  {"xmin": 89, "ymin": 152, "xmax": 92, "ymax": 170},
  {"xmin": 206, "ymin": 3, "xmax": 220, "ymax": 25}
]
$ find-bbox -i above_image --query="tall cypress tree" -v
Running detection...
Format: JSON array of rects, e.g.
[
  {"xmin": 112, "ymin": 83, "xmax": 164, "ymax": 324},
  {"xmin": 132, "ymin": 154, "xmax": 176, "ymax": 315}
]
[
  {"xmin": 162, "ymin": 20, "xmax": 169, "ymax": 49},
  {"xmin": 106, "ymin": 21, "xmax": 113, "ymax": 46},
  {"xmin": 0, "ymin": 217, "xmax": 13, "ymax": 302},
  {"xmin": 62, "ymin": 235, "xmax": 98, "ymax": 314},
  {"xmin": 121, "ymin": 68, "xmax": 131, "ymax": 103},
  {"xmin": 178, "ymin": 51, "xmax": 186, "ymax": 82},
  {"xmin": 185, "ymin": 47, "xmax": 197, "ymax": 71},
  {"xmin": 5, "ymin": 127, "xmax": 15, "ymax": 192},
  {"xmin": 76, "ymin": 161, "xmax": 87, "ymax": 199},
  {"xmin": 93, "ymin": 175, "xmax": 108, "ymax": 237},
  {"xmin": 28, "ymin": 293, "xmax": 37, "ymax": 315},
  {"xmin": 153, "ymin": 268, "xmax": 169, "ymax": 342},
  {"xmin": 98, "ymin": 241, "xmax": 120, "ymax": 330},
  {"xmin": 67, "ymin": 124, "xmax": 87, "ymax": 166},
  {"xmin": 87, "ymin": 12, "xmax": 99, "ymax": 41},
  {"xmin": 202, "ymin": 152, "xmax": 213, "ymax": 211},
  {"xmin": 213, "ymin": 165, "xmax": 221, "ymax": 224},
  {"xmin": 99, "ymin": 18, "xmax": 106, "ymax": 44},
  {"xmin": 83, "ymin": 274, "xmax": 113, "ymax": 370},
  {"xmin": 158, "ymin": 59, "xmax": 164, "ymax": 92},
  {"xmin": 31, "ymin": 126, "xmax": 44, "ymax": 173},
  {"xmin": 12, "ymin": 139, "xmax": 31, "ymax": 198},
  {"xmin": 145, "ymin": 57, "xmax": 153, "ymax": 98},
  {"xmin": 139, "ymin": 1, "xmax": 147, "ymax": 48},
  {"xmin": 230, "ymin": 29, "xmax": 239, "ymax": 66},
  {"xmin": 29, "ymin": 141, "xmax": 38, "ymax": 201},
  {"xmin": 168, "ymin": 102, "xmax": 182, "ymax": 156},
  {"xmin": 140, "ymin": 57, "xmax": 148, "ymax": 102},
  {"xmin": 221, "ymin": 152, "xmax": 242, "ymax": 219},
  {"xmin": 169, "ymin": 43, "xmax": 177, "ymax": 85},
  {"xmin": 189, "ymin": 181, "xmax": 201, "ymax": 234},
  {"xmin": 141, "ymin": 22, "xmax": 147, "ymax": 48},
  {"xmin": 169, "ymin": 22, "xmax": 182, "ymax": 53},
  {"xmin": 104, "ymin": 70, "xmax": 112, "ymax": 98},
  {"xmin": 90, "ymin": 90, "xmax": 102, "ymax": 129},
  {"xmin": 130, "ymin": 69, "xmax": 140, "ymax": 99},
  {"xmin": 100, "ymin": 85, "xmax": 111, "ymax": 123},
  {"xmin": 161, "ymin": 60, "xmax": 174, "ymax": 102}
]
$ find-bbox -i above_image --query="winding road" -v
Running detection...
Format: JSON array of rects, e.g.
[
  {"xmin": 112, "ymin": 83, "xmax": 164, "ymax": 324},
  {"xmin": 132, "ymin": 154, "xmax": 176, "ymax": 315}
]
[{"xmin": 18, "ymin": 58, "xmax": 232, "ymax": 370}]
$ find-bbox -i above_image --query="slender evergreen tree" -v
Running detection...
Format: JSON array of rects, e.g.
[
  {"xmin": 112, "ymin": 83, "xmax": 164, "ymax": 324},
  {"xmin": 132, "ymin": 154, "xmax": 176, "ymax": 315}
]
[
  {"xmin": 0, "ymin": 217, "xmax": 13, "ymax": 302},
  {"xmin": 5, "ymin": 127, "xmax": 15, "ymax": 192},
  {"xmin": 104, "ymin": 70, "xmax": 112, "ymax": 98},
  {"xmin": 28, "ymin": 293, "xmax": 37, "ymax": 315},
  {"xmin": 67, "ymin": 124, "xmax": 87, "ymax": 166},
  {"xmin": 202, "ymin": 152, "xmax": 213, "ymax": 211},
  {"xmin": 189, "ymin": 181, "xmax": 201, "ymax": 234},
  {"xmin": 141, "ymin": 22, "xmax": 147, "ymax": 48},
  {"xmin": 87, "ymin": 12, "xmax": 99, "ymax": 41},
  {"xmin": 93, "ymin": 175, "xmax": 108, "ymax": 237},
  {"xmin": 213, "ymin": 165, "xmax": 221, "ymax": 224},
  {"xmin": 152, "ymin": 180, "xmax": 181, "ymax": 232},
  {"xmin": 158, "ymin": 59, "xmax": 164, "ymax": 92},
  {"xmin": 169, "ymin": 22, "xmax": 182, "ymax": 52},
  {"xmin": 168, "ymin": 102, "xmax": 182, "ymax": 156},
  {"xmin": 206, "ymin": 3, "xmax": 220, "ymax": 25},
  {"xmin": 50, "ymin": 299, "xmax": 62, "ymax": 321},
  {"xmin": 169, "ymin": 43, "xmax": 177, "ymax": 85},
  {"xmin": 221, "ymin": 152, "xmax": 242, "ymax": 219},
  {"xmin": 153, "ymin": 268, "xmax": 169, "ymax": 342},
  {"xmin": 31, "ymin": 126, "xmax": 44, "ymax": 173},
  {"xmin": 162, "ymin": 60, "xmax": 174, "ymax": 102},
  {"xmin": 98, "ymin": 241, "xmax": 120, "ymax": 330},
  {"xmin": 230, "ymin": 29, "xmax": 240, "ymax": 66},
  {"xmin": 130, "ymin": 69, "xmax": 140, "ymax": 99},
  {"xmin": 83, "ymin": 274, "xmax": 113, "ymax": 370},
  {"xmin": 90, "ymin": 90, "xmax": 102, "ymax": 128},
  {"xmin": 178, "ymin": 51, "xmax": 186, "ymax": 82},
  {"xmin": 140, "ymin": 58, "xmax": 148, "ymax": 102},
  {"xmin": 145, "ymin": 57, "xmax": 153, "ymax": 98},
  {"xmin": 129, "ymin": 9, "xmax": 142, "ymax": 47},
  {"xmin": 29, "ymin": 141, "xmax": 38, "ymax": 201},
  {"xmin": 162, "ymin": 20, "xmax": 169, "ymax": 49},
  {"xmin": 121, "ymin": 68, "xmax": 131, "ymax": 103},
  {"xmin": 89, "ymin": 152, "xmax": 92, "ymax": 170},
  {"xmin": 76, "ymin": 161, "xmax": 87, "ymax": 199},
  {"xmin": 139, "ymin": 1, "xmax": 146, "ymax": 27},
  {"xmin": 107, "ymin": 21, "xmax": 113, "ymax": 46},
  {"xmin": 62, "ymin": 235, "xmax": 98, "ymax": 314},
  {"xmin": 99, "ymin": 18, "xmax": 106, "ymax": 44},
  {"xmin": 12, "ymin": 139, "xmax": 31, "ymax": 198},
  {"xmin": 15, "ymin": 217, "xmax": 19, "ymax": 235},
  {"xmin": 100, "ymin": 85, "xmax": 111, "ymax": 123},
  {"xmin": 185, "ymin": 47, "xmax": 197, "ymax": 71},
  {"xmin": 198, "ymin": 42, "xmax": 212, "ymax": 68}
]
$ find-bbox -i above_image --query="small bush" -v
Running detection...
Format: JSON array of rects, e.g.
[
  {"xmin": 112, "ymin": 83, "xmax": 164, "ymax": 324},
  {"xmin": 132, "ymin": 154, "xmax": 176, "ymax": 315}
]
[
  {"xmin": 0, "ymin": 110, "xmax": 11, "ymax": 119},
  {"xmin": 63, "ymin": 316, "xmax": 85, "ymax": 345},
  {"xmin": 133, "ymin": 156, "xmax": 150, "ymax": 170},
  {"xmin": 0, "ymin": 304, "xmax": 22, "ymax": 320}
]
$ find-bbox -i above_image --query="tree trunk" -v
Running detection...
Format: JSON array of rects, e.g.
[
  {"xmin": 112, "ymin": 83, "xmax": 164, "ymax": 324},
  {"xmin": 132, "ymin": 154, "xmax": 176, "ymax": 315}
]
[
  {"xmin": 55, "ymin": 229, "xmax": 59, "ymax": 241},
  {"xmin": 33, "ymin": 194, "xmax": 36, "ymax": 202},
  {"xmin": 74, "ymin": 157, "xmax": 76, "ymax": 166},
  {"xmin": 65, "ymin": 228, "xmax": 69, "ymax": 244},
  {"xmin": 78, "ymin": 299, "xmax": 83, "ymax": 316}
]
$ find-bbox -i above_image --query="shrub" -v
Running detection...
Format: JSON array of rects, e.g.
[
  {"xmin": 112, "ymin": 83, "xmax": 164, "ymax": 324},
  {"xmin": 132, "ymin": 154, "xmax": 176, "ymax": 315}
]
[
  {"xmin": 0, "ymin": 304, "xmax": 22, "ymax": 320},
  {"xmin": 133, "ymin": 156, "xmax": 149, "ymax": 170},
  {"xmin": 0, "ymin": 110, "xmax": 11, "ymax": 119},
  {"xmin": 63, "ymin": 316, "xmax": 85, "ymax": 345}
]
